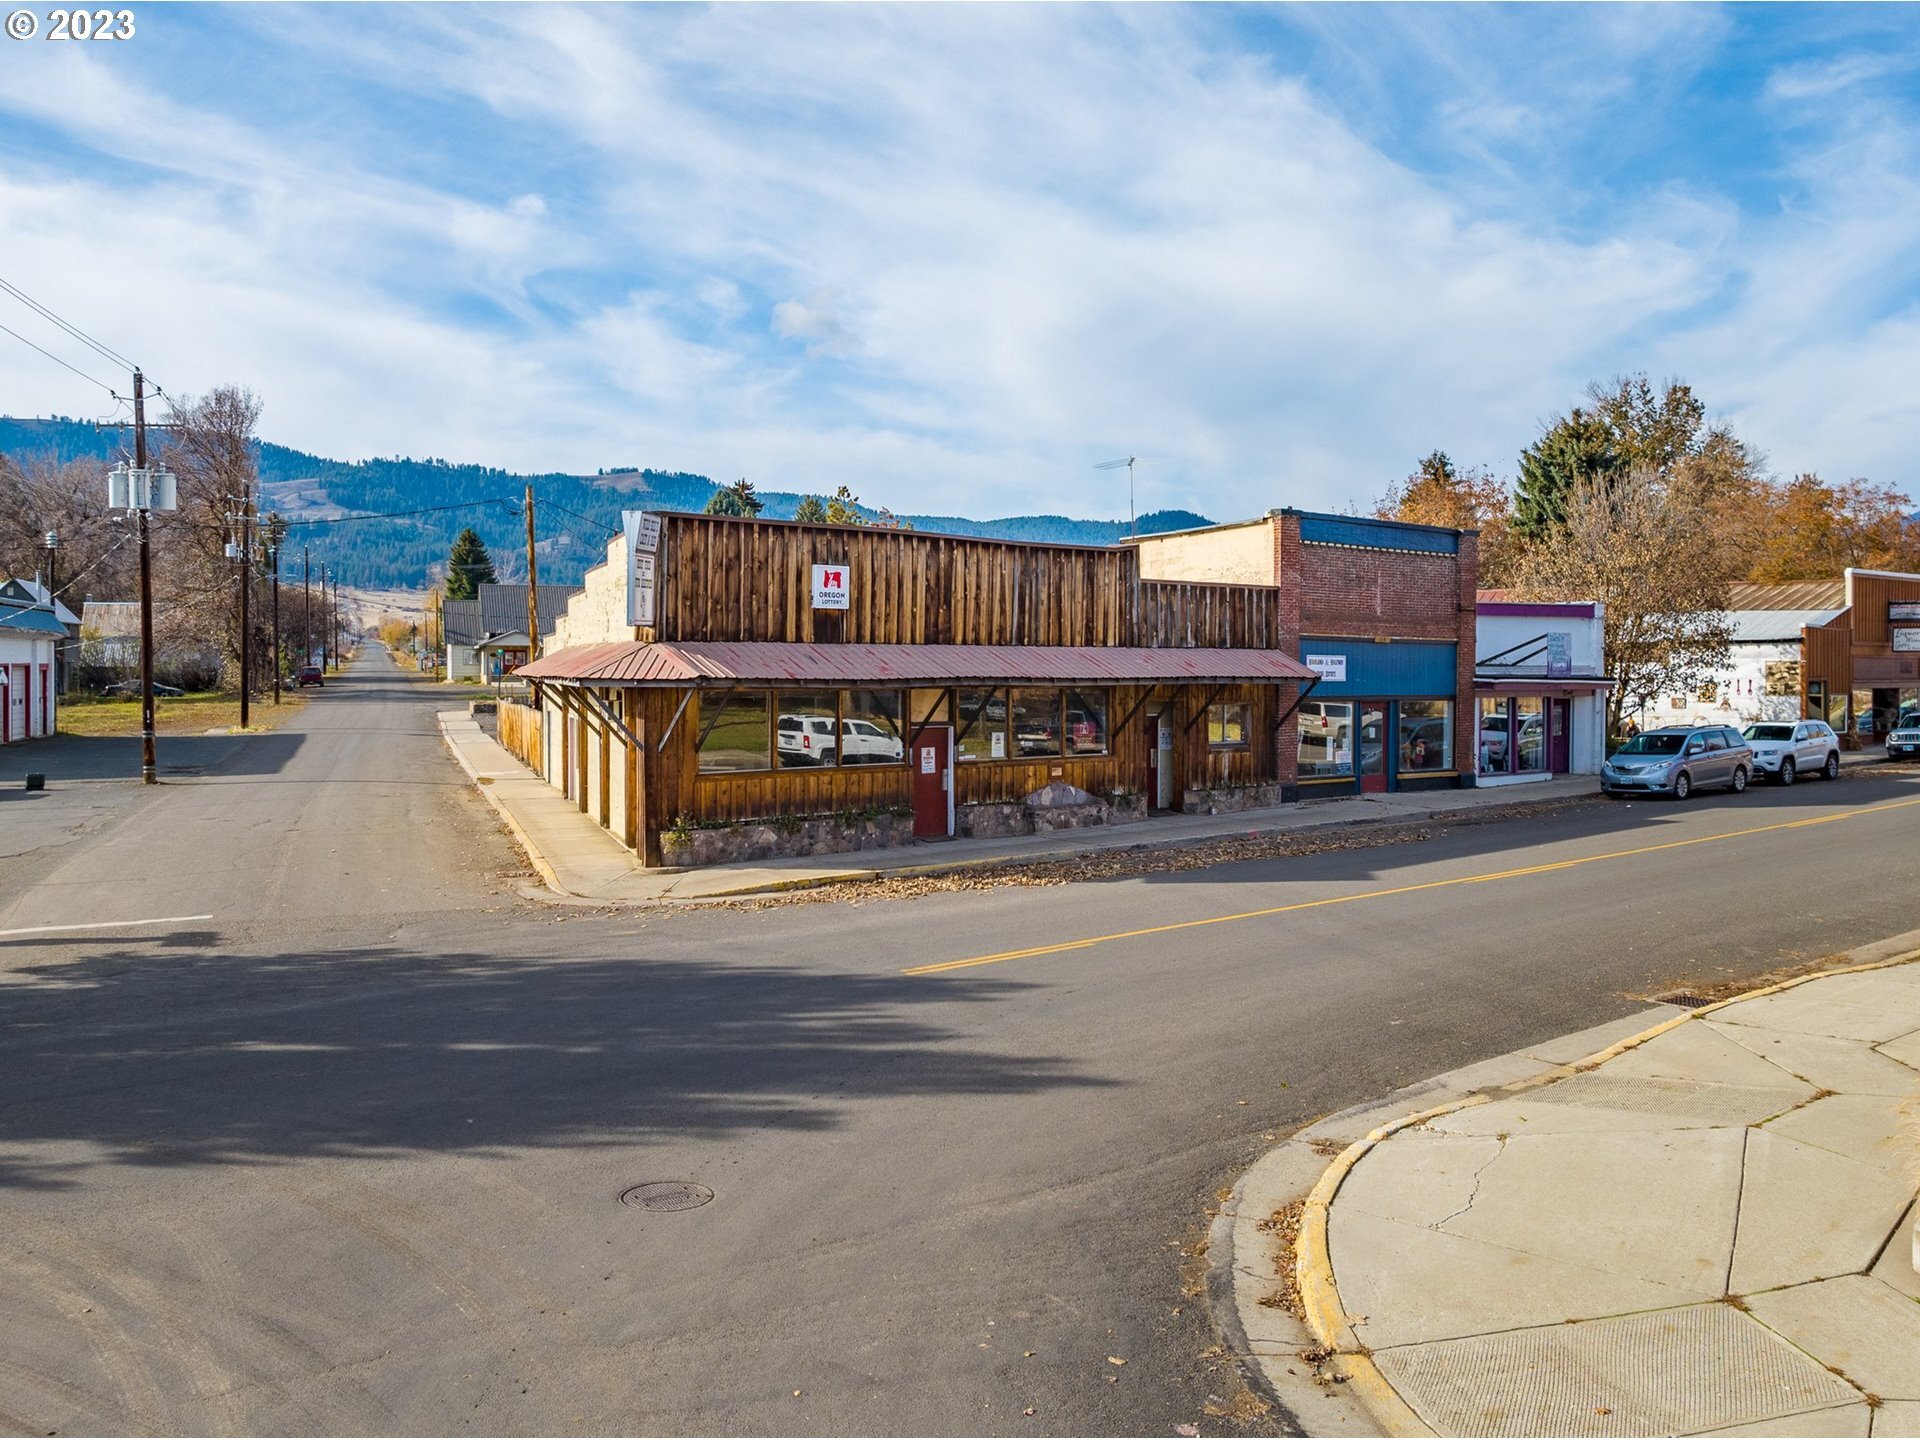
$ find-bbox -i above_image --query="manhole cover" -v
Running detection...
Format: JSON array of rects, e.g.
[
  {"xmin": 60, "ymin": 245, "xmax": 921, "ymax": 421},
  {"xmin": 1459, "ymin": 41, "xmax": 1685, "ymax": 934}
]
[{"xmin": 619, "ymin": 1181, "xmax": 713, "ymax": 1212}]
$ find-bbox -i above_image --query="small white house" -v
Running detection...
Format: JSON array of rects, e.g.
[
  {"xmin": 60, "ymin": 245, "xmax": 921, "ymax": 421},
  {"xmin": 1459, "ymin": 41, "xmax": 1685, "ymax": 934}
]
[
  {"xmin": 0, "ymin": 588, "xmax": 64, "ymax": 743},
  {"xmin": 1474, "ymin": 599, "xmax": 1612, "ymax": 783}
]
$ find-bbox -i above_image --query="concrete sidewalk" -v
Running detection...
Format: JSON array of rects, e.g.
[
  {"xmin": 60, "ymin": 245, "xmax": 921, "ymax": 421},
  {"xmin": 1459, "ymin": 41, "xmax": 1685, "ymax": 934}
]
[
  {"xmin": 438, "ymin": 709, "xmax": 1613, "ymax": 904},
  {"xmin": 1220, "ymin": 931, "xmax": 1920, "ymax": 1438}
]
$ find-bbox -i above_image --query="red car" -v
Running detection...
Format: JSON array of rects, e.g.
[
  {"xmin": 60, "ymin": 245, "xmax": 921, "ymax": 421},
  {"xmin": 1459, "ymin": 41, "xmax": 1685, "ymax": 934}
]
[{"xmin": 296, "ymin": 665, "xmax": 324, "ymax": 687}]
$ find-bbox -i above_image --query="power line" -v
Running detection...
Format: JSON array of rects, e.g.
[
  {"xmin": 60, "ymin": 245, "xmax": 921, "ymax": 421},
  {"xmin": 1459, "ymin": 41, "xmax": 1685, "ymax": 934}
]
[
  {"xmin": 0, "ymin": 318, "xmax": 117, "ymax": 395},
  {"xmin": 0, "ymin": 275, "xmax": 139, "ymax": 371},
  {"xmin": 532, "ymin": 495, "xmax": 620, "ymax": 533}
]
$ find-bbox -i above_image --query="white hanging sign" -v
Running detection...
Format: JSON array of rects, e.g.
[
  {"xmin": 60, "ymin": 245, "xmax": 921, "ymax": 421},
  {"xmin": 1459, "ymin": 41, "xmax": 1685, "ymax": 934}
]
[
  {"xmin": 1305, "ymin": 654, "xmax": 1347, "ymax": 682},
  {"xmin": 624, "ymin": 511, "xmax": 657, "ymax": 627}
]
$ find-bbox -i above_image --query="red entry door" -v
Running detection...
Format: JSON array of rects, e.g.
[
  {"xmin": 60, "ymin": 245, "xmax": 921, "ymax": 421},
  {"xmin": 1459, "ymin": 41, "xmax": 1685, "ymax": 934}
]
[
  {"xmin": 912, "ymin": 727, "xmax": 953, "ymax": 838},
  {"xmin": 1359, "ymin": 704, "xmax": 1389, "ymax": 794}
]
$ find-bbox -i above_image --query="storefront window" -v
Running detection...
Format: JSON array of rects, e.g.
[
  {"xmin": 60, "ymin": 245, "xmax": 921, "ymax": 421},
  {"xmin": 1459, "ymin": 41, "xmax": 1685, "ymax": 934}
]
[
  {"xmin": 1064, "ymin": 689, "xmax": 1109, "ymax": 755},
  {"xmin": 1208, "ymin": 702, "xmax": 1252, "ymax": 749},
  {"xmin": 840, "ymin": 689, "xmax": 906, "ymax": 766},
  {"xmin": 1515, "ymin": 696, "xmax": 1545, "ymax": 772},
  {"xmin": 1398, "ymin": 700, "xmax": 1451, "ymax": 773},
  {"xmin": 956, "ymin": 687, "xmax": 1006, "ymax": 762},
  {"xmin": 1298, "ymin": 700, "xmax": 1354, "ymax": 777},
  {"xmin": 697, "ymin": 691, "xmax": 771, "ymax": 773},
  {"xmin": 775, "ymin": 690, "xmax": 838, "ymax": 769},
  {"xmin": 1479, "ymin": 697, "xmax": 1510, "ymax": 774},
  {"xmin": 1011, "ymin": 688, "xmax": 1064, "ymax": 757}
]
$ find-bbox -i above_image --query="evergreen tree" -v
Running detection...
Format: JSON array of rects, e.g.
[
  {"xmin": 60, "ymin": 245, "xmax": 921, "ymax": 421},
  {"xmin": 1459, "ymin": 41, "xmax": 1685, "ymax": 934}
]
[
  {"xmin": 703, "ymin": 478, "xmax": 764, "ymax": 517},
  {"xmin": 793, "ymin": 495, "xmax": 829, "ymax": 524},
  {"xmin": 1513, "ymin": 409, "xmax": 1622, "ymax": 542},
  {"xmin": 445, "ymin": 527, "xmax": 496, "ymax": 600}
]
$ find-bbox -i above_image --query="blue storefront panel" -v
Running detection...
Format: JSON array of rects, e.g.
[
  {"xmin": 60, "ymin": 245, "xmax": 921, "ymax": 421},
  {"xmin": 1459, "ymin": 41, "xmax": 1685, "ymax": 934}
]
[{"xmin": 1298, "ymin": 638, "xmax": 1456, "ymax": 697}]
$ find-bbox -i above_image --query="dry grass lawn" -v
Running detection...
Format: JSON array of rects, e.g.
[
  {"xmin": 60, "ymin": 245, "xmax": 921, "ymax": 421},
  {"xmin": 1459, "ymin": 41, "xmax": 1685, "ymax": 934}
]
[{"xmin": 60, "ymin": 689, "xmax": 310, "ymax": 738}]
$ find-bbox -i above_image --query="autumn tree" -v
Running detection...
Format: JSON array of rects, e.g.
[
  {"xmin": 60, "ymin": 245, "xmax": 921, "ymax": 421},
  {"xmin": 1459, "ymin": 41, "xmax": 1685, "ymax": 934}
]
[
  {"xmin": 823, "ymin": 485, "xmax": 865, "ymax": 525},
  {"xmin": 1512, "ymin": 465, "xmax": 1734, "ymax": 735},
  {"xmin": 444, "ymin": 528, "xmax": 497, "ymax": 600},
  {"xmin": 702, "ymin": 478, "xmax": 764, "ymax": 517},
  {"xmin": 1743, "ymin": 474, "xmax": 1919, "ymax": 581},
  {"xmin": 157, "ymin": 386, "xmax": 266, "ymax": 688},
  {"xmin": 1375, "ymin": 451, "xmax": 1516, "ymax": 583}
]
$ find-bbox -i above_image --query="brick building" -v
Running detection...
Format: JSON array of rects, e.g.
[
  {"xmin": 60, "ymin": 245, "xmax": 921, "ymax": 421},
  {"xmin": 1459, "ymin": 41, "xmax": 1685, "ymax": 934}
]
[{"xmin": 1132, "ymin": 509, "xmax": 1479, "ymax": 797}]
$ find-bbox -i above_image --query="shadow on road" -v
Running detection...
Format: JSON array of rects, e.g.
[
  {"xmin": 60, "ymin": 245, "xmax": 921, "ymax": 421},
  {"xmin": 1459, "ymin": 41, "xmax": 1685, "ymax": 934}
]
[
  {"xmin": 0, "ymin": 938, "xmax": 1114, "ymax": 1190},
  {"xmin": 0, "ymin": 730, "xmax": 305, "ymax": 784}
]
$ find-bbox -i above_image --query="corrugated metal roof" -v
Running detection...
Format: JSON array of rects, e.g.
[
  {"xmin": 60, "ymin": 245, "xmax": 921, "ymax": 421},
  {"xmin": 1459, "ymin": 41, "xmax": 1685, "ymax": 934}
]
[
  {"xmin": 0, "ymin": 603, "xmax": 67, "ymax": 636},
  {"xmin": 519, "ymin": 641, "xmax": 1318, "ymax": 686},
  {"xmin": 1729, "ymin": 608, "xmax": 1845, "ymax": 643},
  {"xmin": 1727, "ymin": 580, "xmax": 1846, "ymax": 610}
]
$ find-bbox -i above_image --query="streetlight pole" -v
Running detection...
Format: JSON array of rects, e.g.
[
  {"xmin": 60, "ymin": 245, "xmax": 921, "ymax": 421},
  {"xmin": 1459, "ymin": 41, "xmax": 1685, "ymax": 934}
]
[{"xmin": 43, "ymin": 529, "xmax": 61, "ymax": 694}]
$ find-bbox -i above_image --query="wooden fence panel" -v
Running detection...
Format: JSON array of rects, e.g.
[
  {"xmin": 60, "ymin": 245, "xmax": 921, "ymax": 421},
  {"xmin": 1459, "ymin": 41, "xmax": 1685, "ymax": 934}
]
[{"xmin": 498, "ymin": 700, "xmax": 543, "ymax": 773}]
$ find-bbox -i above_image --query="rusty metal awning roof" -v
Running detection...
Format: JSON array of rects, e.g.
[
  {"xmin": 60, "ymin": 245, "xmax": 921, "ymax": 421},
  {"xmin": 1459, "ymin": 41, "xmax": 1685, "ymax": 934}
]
[{"xmin": 518, "ymin": 640, "xmax": 1317, "ymax": 687}]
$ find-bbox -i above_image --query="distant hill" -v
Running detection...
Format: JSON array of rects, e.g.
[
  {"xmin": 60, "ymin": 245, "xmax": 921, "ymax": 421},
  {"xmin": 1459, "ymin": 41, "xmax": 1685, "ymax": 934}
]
[{"xmin": 0, "ymin": 417, "xmax": 1213, "ymax": 590}]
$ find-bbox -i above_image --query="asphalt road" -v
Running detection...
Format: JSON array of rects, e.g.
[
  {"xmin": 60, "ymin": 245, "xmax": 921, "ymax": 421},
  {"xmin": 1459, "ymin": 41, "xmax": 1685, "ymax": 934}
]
[{"xmin": 3, "ymin": 651, "xmax": 1918, "ymax": 1437}]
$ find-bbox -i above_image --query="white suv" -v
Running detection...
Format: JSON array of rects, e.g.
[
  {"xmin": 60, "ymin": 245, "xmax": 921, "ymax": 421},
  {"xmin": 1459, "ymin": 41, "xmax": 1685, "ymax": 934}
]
[
  {"xmin": 776, "ymin": 714, "xmax": 837, "ymax": 766},
  {"xmin": 1741, "ymin": 720, "xmax": 1840, "ymax": 785}
]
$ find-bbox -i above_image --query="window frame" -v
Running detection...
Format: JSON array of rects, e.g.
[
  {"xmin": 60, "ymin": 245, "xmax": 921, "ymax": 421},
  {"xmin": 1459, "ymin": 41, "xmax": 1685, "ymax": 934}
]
[{"xmin": 1207, "ymin": 700, "xmax": 1254, "ymax": 751}]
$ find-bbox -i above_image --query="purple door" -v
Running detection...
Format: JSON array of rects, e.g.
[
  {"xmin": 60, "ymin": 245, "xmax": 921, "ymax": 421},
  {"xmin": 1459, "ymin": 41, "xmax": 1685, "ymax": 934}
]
[{"xmin": 1548, "ymin": 699, "xmax": 1570, "ymax": 774}]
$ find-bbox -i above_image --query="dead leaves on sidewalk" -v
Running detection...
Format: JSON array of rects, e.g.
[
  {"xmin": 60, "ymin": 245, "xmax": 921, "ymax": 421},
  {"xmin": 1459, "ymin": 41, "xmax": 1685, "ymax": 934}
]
[{"xmin": 721, "ymin": 799, "xmax": 1599, "ymax": 911}]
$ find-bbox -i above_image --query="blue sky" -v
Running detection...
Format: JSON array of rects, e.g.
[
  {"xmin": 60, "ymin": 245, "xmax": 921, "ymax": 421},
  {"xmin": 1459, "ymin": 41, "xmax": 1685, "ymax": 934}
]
[{"xmin": 2, "ymin": 3, "xmax": 1918, "ymax": 521}]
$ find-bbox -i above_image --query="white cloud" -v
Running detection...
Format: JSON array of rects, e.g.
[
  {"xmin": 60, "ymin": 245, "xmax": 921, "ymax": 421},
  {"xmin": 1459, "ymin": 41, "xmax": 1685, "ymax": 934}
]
[{"xmin": 3, "ymin": 6, "xmax": 1919, "ymax": 523}]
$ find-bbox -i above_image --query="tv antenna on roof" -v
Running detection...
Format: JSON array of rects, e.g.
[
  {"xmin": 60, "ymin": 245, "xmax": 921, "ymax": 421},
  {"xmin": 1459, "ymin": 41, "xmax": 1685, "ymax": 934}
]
[{"xmin": 1094, "ymin": 456, "xmax": 1138, "ymax": 538}]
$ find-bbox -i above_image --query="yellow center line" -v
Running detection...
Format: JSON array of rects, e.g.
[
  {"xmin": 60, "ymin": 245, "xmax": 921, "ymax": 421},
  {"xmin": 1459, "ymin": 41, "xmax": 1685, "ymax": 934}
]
[{"xmin": 903, "ymin": 793, "xmax": 1920, "ymax": 975}]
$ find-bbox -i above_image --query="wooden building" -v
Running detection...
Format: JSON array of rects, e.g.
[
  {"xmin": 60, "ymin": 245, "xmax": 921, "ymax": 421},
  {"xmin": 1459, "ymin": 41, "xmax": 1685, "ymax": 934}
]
[
  {"xmin": 1799, "ymin": 569, "xmax": 1920, "ymax": 742},
  {"xmin": 513, "ymin": 513, "xmax": 1316, "ymax": 867}
]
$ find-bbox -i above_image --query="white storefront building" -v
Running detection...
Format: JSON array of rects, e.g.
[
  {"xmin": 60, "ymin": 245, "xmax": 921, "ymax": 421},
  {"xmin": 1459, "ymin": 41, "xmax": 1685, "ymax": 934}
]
[{"xmin": 1474, "ymin": 599, "xmax": 1612, "ymax": 783}]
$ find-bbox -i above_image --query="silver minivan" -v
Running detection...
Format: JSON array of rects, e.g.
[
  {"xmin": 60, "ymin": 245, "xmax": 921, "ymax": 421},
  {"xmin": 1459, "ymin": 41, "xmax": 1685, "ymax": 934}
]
[{"xmin": 1602, "ymin": 724, "xmax": 1754, "ymax": 800}]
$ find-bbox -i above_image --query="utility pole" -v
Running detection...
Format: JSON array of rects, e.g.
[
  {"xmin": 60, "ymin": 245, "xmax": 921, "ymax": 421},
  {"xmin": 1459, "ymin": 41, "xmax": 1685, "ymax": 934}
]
[
  {"xmin": 134, "ymin": 372, "xmax": 156, "ymax": 784},
  {"xmin": 234, "ymin": 496, "xmax": 251, "ymax": 729},
  {"xmin": 269, "ymin": 540, "xmax": 282, "ymax": 704},
  {"xmin": 303, "ymin": 545, "xmax": 312, "ymax": 667},
  {"xmin": 101, "ymin": 369, "xmax": 174, "ymax": 784},
  {"xmin": 524, "ymin": 483, "xmax": 539, "ymax": 663},
  {"xmin": 331, "ymin": 571, "xmax": 341, "ymax": 668},
  {"xmin": 319, "ymin": 564, "xmax": 330, "ymax": 672}
]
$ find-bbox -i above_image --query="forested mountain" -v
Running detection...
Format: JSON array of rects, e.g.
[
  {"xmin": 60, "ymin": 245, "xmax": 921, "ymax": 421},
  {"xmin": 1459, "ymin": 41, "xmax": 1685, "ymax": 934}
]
[{"xmin": 0, "ymin": 417, "xmax": 1212, "ymax": 589}]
